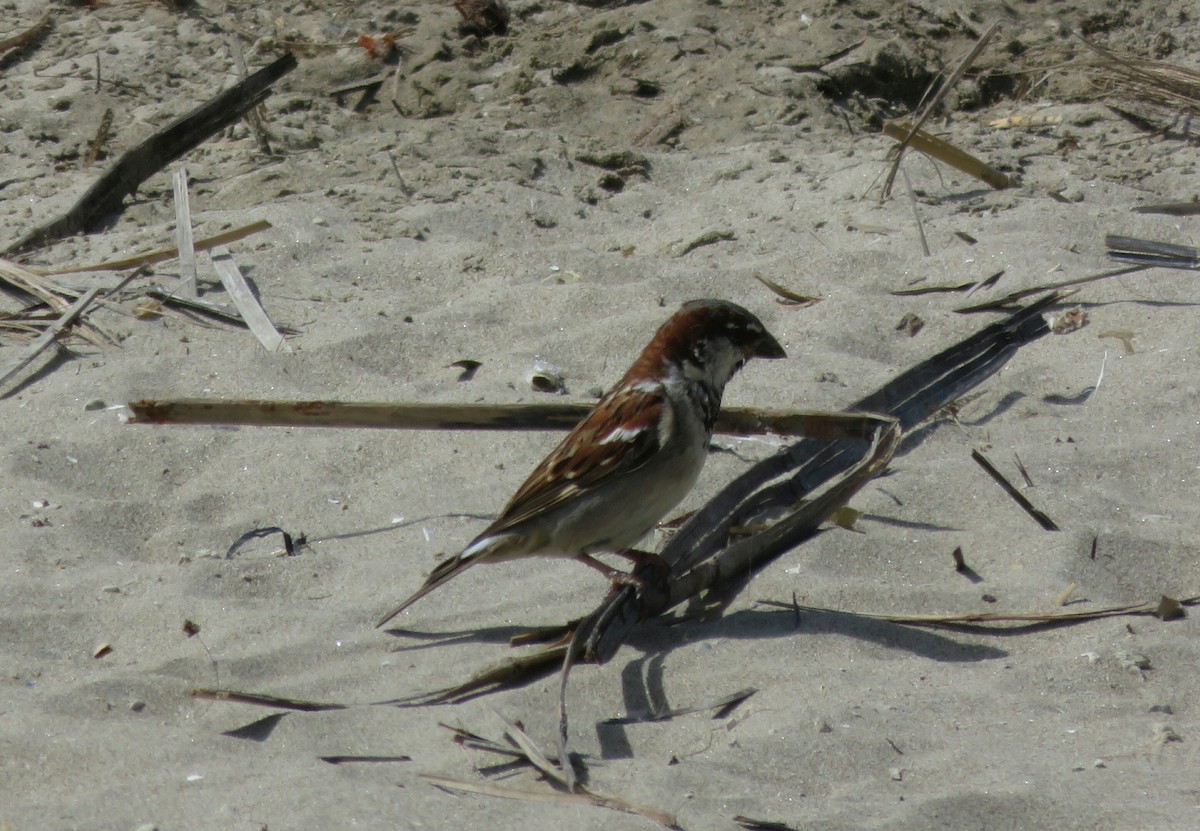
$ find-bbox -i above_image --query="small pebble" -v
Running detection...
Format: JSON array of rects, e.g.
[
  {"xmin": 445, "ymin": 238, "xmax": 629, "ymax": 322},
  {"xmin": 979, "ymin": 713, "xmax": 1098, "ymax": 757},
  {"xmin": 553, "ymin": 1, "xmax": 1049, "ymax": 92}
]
[
  {"xmin": 135, "ymin": 824, "xmax": 159, "ymax": 831},
  {"xmin": 889, "ymin": 767, "xmax": 903, "ymax": 781},
  {"xmin": 129, "ymin": 700, "xmax": 146, "ymax": 713},
  {"xmin": 83, "ymin": 398, "xmax": 106, "ymax": 411},
  {"xmin": 1092, "ymin": 759, "xmax": 1106, "ymax": 769},
  {"xmin": 815, "ymin": 718, "xmax": 833, "ymax": 734}
]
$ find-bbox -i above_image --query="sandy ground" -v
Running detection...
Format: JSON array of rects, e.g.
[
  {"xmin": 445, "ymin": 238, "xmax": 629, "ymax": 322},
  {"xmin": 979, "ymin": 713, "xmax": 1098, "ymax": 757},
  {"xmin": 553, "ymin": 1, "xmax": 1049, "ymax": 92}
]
[{"xmin": 2, "ymin": 1, "xmax": 1199, "ymax": 829}]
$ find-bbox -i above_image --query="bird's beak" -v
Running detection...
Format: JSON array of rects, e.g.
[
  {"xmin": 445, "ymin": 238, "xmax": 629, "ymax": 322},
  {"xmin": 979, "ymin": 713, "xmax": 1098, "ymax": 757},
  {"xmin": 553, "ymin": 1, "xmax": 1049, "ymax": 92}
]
[{"xmin": 752, "ymin": 331, "xmax": 787, "ymax": 360}]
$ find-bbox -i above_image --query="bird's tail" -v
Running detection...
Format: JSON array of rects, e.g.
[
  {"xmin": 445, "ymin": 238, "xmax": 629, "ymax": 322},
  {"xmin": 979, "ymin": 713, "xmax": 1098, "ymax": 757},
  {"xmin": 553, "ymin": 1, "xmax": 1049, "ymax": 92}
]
[{"xmin": 374, "ymin": 535, "xmax": 508, "ymax": 628}]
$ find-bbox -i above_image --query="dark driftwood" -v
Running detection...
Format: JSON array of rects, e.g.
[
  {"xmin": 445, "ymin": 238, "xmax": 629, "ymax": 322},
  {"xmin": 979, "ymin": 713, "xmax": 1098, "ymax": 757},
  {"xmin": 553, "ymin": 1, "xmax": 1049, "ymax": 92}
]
[
  {"xmin": 5, "ymin": 53, "xmax": 296, "ymax": 255},
  {"xmin": 392, "ymin": 293, "xmax": 1063, "ymax": 705}
]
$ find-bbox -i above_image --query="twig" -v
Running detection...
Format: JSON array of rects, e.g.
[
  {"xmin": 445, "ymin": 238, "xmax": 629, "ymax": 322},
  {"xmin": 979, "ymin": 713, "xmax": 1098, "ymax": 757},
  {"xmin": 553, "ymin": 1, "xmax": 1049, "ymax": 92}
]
[
  {"xmin": 122, "ymin": 398, "xmax": 885, "ymax": 440},
  {"xmin": 419, "ymin": 775, "xmax": 680, "ymax": 829},
  {"xmin": 4, "ymin": 53, "xmax": 296, "ymax": 254},
  {"xmin": 901, "ymin": 166, "xmax": 930, "ymax": 256},
  {"xmin": 675, "ymin": 229, "xmax": 735, "ymax": 257},
  {"xmin": 0, "ymin": 10, "xmax": 50, "ymax": 68},
  {"xmin": 210, "ymin": 245, "xmax": 293, "ymax": 353},
  {"xmin": 970, "ymin": 449, "xmax": 1060, "ymax": 531},
  {"xmin": 227, "ymin": 35, "xmax": 275, "ymax": 156},
  {"xmin": 47, "ymin": 220, "xmax": 272, "ymax": 274},
  {"xmin": 0, "ymin": 287, "xmax": 101, "ymax": 393}
]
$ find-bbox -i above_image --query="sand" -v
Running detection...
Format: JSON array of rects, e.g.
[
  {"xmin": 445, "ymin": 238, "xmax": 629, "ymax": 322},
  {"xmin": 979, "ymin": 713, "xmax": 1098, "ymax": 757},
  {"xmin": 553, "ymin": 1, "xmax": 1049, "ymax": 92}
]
[{"xmin": 2, "ymin": 1, "xmax": 1198, "ymax": 829}]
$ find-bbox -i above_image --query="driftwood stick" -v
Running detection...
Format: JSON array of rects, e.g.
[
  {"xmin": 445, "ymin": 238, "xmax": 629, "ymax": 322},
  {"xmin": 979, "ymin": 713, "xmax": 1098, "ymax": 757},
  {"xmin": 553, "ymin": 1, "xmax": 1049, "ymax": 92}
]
[
  {"xmin": 122, "ymin": 398, "xmax": 882, "ymax": 440},
  {"xmin": 4, "ymin": 53, "xmax": 296, "ymax": 255},
  {"xmin": 0, "ymin": 287, "xmax": 101, "ymax": 393}
]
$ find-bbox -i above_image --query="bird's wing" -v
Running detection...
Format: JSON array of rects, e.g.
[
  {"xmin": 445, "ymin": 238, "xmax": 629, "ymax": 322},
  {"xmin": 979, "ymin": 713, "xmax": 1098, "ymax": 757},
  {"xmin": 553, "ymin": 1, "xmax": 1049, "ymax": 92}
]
[{"xmin": 483, "ymin": 380, "xmax": 671, "ymax": 536}]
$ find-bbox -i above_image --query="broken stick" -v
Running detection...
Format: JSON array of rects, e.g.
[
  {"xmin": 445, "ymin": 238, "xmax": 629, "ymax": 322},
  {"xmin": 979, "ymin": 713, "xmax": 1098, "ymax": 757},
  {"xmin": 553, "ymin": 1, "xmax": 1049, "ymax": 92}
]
[
  {"xmin": 4, "ymin": 53, "xmax": 296, "ymax": 254},
  {"xmin": 123, "ymin": 398, "xmax": 882, "ymax": 441}
]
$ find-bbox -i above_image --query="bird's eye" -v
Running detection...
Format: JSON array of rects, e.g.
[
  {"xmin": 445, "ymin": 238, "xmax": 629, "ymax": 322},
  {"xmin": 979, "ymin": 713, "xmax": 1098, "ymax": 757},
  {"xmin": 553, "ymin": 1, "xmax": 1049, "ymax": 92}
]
[{"xmin": 733, "ymin": 358, "xmax": 746, "ymax": 373}]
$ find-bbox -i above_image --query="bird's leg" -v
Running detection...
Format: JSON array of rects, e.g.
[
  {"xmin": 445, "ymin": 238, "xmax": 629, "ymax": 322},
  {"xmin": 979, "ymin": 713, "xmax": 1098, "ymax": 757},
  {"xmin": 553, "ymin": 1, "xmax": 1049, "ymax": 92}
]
[
  {"xmin": 578, "ymin": 550, "xmax": 671, "ymax": 606},
  {"xmin": 613, "ymin": 547, "xmax": 670, "ymax": 581},
  {"xmin": 580, "ymin": 552, "xmax": 676, "ymax": 610},
  {"xmin": 577, "ymin": 552, "xmax": 644, "ymax": 587}
]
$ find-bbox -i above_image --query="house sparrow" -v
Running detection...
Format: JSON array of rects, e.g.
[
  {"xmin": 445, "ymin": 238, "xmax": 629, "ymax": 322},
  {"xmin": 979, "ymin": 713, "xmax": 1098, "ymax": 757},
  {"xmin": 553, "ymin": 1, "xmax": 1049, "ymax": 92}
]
[{"xmin": 376, "ymin": 299, "xmax": 785, "ymax": 627}]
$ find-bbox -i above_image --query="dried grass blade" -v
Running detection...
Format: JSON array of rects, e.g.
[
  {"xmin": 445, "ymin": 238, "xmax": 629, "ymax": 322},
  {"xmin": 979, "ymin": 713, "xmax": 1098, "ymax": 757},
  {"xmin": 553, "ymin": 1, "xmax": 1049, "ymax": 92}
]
[
  {"xmin": 172, "ymin": 166, "xmax": 198, "ymax": 297},
  {"xmin": 883, "ymin": 22, "xmax": 1000, "ymax": 196},
  {"xmin": 752, "ymin": 273, "xmax": 821, "ymax": 306},
  {"xmin": 1080, "ymin": 38, "xmax": 1200, "ymax": 119},
  {"xmin": 188, "ymin": 687, "xmax": 348, "ymax": 711},
  {"xmin": 0, "ymin": 10, "xmax": 50, "ymax": 65},
  {"xmin": 493, "ymin": 711, "xmax": 571, "ymax": 788},
  {"xmin": 0, "ymin": 257, "xmax": 75, "ymax": 310},
  {"xmin": 758, "ymin": 595, "xmax": 1198, "ymax": 628},
  {"xmin": 1105, "ymin": 234, "xmax": 1200, "ymax": 270},
  {"xmin": 419, "ymin": 775, "xmax": 680, "ymax": 829},
  {"xmin": 891, "ymin": 279, "xmax": 978, "ymax": 296},
  {"xmin": 377, "ymin": 645, "xmax": 568, "ymax": 706},
  {"xmin": 883, "ymin": 121, "xmax": 1012, "ymax": 189},
  {"xmin": 210, "ymin": 245, "xmax": 293, "ymax": 352},
  {"xmin": 735, "ymin": 817, "xmax": 801, "ymax": 831},
  {"xmin": 954, "ymin": 266, "xmax": 1144, "ymax": 313},
  {"xmin": 47, "ymin": 220, "xmax": 273, "ymax": 275},
  {"xmin": 603, "ymin": 687, "xmax": 758, "ymax": 725}
]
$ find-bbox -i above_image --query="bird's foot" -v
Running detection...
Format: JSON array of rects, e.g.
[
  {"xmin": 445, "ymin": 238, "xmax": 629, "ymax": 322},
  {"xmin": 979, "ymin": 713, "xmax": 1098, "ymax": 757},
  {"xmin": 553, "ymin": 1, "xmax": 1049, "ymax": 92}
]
[{"xmin": 579, "ymin": 550, "xmax": 670, "ymax": 604}]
